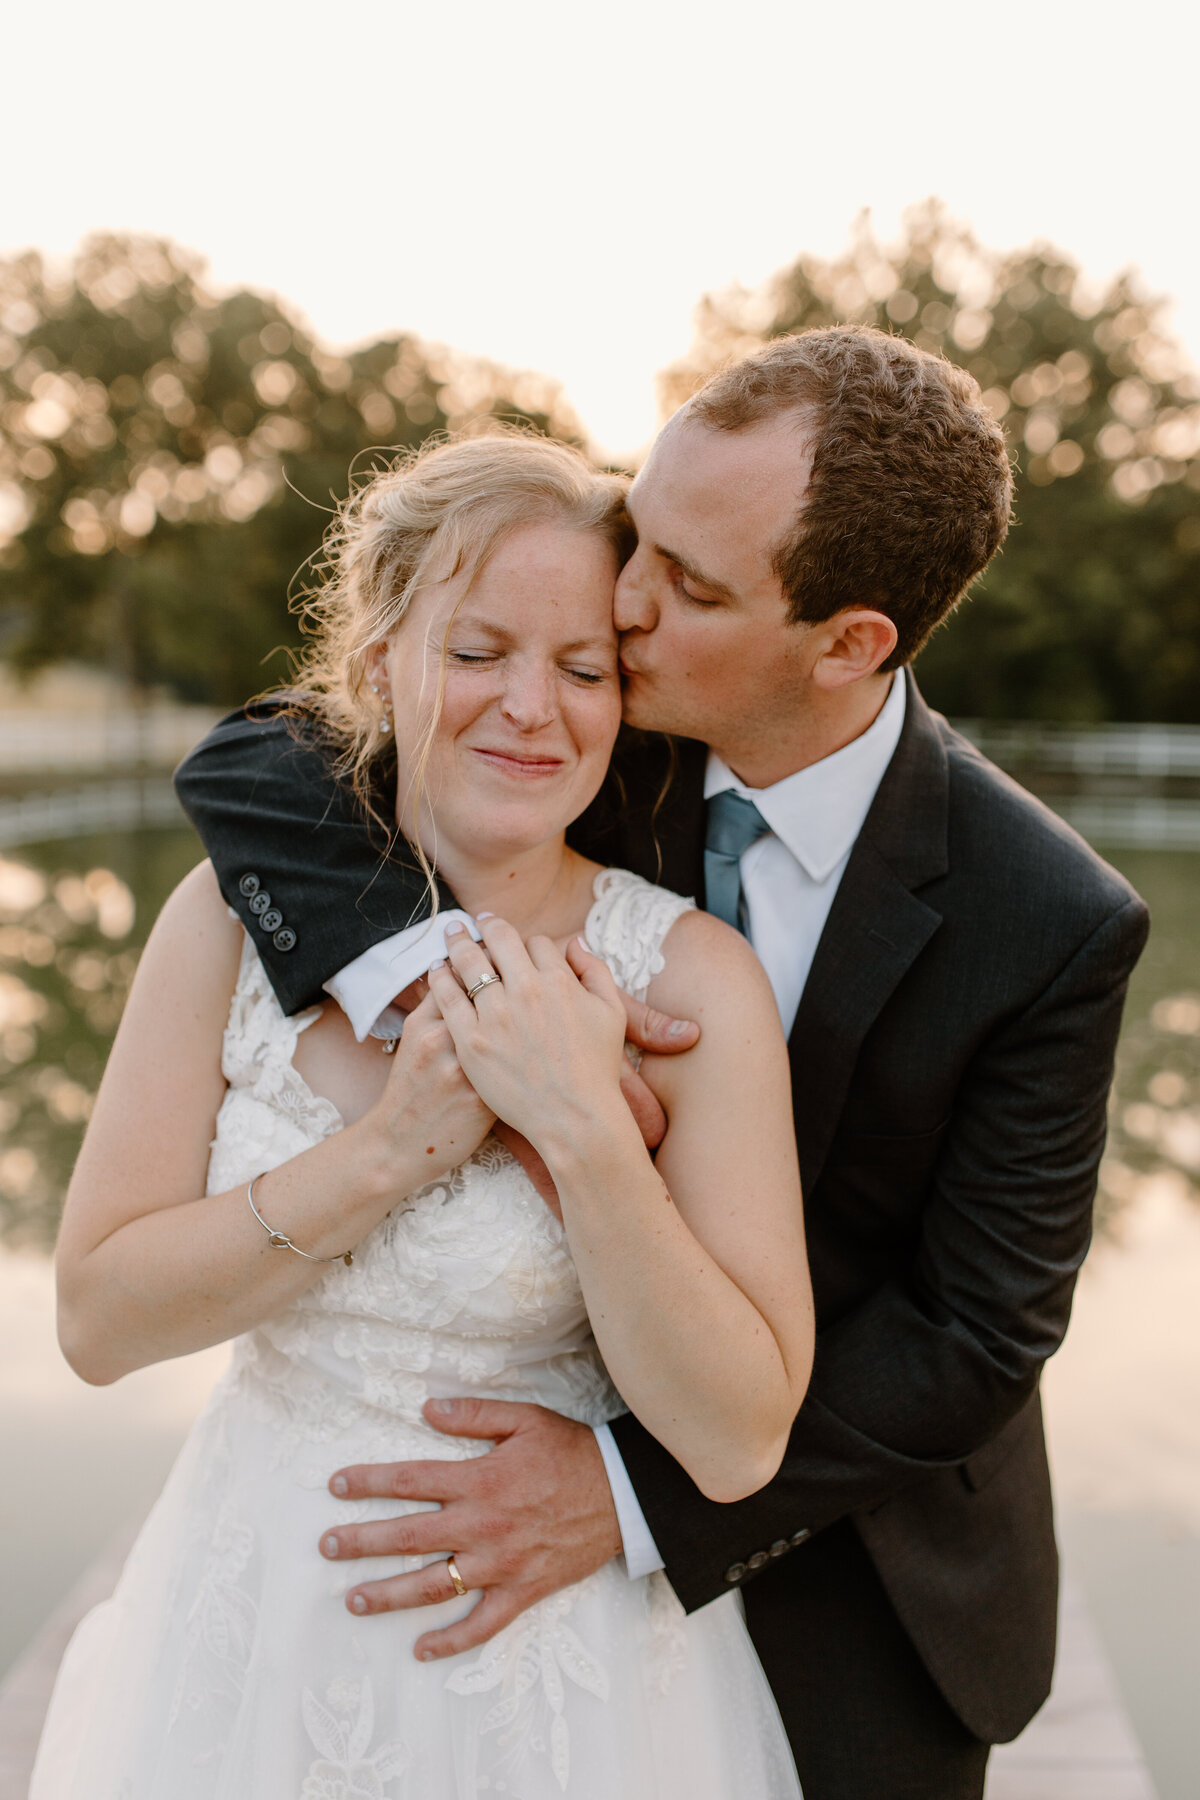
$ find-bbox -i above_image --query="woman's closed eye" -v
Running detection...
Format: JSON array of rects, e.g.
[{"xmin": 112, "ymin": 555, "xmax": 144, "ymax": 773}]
[{"xmin": 448, "ymin": 648, "xmax": 613, "ymax": 685}]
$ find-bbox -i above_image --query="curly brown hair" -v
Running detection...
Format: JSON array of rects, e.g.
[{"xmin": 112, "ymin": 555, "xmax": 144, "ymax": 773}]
[{"xmin": 688, "ymin": 327, "xmax": 1013, "ymax": 668}]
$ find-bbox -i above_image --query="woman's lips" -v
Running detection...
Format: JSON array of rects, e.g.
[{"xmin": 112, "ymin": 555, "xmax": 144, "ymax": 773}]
[{"xmin": 470, "ymin": 747, "xmax": 565, "ymax": 778}]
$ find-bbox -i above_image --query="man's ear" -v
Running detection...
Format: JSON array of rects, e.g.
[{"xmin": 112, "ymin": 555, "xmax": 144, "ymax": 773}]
[{"xmin": 810, "ymin": 609, "xmax": 898, "ymax": 691}]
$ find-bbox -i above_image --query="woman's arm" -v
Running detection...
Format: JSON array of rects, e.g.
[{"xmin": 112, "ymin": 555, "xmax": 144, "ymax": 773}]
[
  {"xmin": 428, "ymin": 913, "xmax": 813, "ymax": 1502},
  {"xmin": 56, "ymin": 862, "xmax": 495, "ymax": 1385}
]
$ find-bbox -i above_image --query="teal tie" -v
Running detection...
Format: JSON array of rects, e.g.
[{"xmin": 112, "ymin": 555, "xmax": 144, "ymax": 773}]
[{"xmin": 704, "ymin": 789, "xmax": 771, "ymax": 935}]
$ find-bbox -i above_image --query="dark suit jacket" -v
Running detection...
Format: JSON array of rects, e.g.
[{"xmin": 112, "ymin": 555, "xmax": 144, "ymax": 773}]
[{"xmin": 174, "ymin": 672, "xmax": 1148, "ymax": 1744}]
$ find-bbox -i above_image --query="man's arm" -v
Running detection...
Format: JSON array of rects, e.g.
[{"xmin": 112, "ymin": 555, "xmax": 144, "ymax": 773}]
[
  {"xmin": 612, "ymin": 892, "xmax": 1150, "ymax": 1609},
  {"xmin": 174, "ymin": 700, "xmax": 451, "ymax": 1015}
]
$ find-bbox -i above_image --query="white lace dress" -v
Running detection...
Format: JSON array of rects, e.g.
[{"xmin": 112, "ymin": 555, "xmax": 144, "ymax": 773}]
[{"xmin": 31, "ymin": 869, "xmax": 802, "ymax": 1800}]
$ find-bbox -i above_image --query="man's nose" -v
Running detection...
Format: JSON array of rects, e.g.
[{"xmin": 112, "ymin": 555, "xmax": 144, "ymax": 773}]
[
  {"xmin": 613, "ymin": 552, "xmax": 658, "ymax": 634},
  {"xmin": 500, "ymin": 664, "xmax": 557, "ymax": 730}
]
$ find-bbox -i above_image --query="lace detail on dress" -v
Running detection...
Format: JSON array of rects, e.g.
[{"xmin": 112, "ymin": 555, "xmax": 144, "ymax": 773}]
[
  {"xmin": 445, "ymin": 1586, "xmax": 611, "ymax": 1794},
  {"xmin": 585, "ymin": 869, "xmax": 695, "ymax": 1003},
  {"xmin": 299, "ymin": 1677, "xmax": 410, "ymax": 1799}
]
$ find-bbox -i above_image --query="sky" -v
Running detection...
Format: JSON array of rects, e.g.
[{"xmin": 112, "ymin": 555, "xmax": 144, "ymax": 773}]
[{"xmin": 3, "ymin": 0, "xmax": 1197, "ymax": 462}]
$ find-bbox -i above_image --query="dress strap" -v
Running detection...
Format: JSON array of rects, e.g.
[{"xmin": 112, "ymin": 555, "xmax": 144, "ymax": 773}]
[
  {"xmin": 584, "ymin": 868, "xmax": 695, "ymax": 1002},
  {"xmin": 221, "ymin": 929, "xmax": 323, "ymax": 1088}
]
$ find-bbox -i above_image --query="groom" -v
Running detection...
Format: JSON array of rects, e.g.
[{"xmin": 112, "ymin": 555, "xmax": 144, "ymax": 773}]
[{"xmin": 176, "ymin": 326, "xmax": 1148, "ymax": 1799}]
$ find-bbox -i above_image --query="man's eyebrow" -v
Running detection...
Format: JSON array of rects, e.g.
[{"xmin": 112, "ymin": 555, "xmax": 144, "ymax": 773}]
[{"xmin": 653, "ymin": 544, "xmax": 736, "ymax": 601}]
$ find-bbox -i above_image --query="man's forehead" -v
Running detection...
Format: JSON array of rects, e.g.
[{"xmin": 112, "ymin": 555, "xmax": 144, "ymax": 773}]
[
  {"xmin": 630, "ymin": 410, "xmax": 813, "ymax": 565},
  {"xmin": 637, "ymin": 409, "xmax": 809, "ymax": 495}
]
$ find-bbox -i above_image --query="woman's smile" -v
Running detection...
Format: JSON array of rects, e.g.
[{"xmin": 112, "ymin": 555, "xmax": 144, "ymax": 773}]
[{"xmin": 468, "ymin": 745, "xmax": 568, "ymax": 778}]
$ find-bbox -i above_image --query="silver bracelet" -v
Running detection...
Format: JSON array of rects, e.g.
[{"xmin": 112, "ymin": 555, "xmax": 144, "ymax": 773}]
[{"xmin": 247, "ymin": 1174, "xmax": 354, "ymax": 1267}]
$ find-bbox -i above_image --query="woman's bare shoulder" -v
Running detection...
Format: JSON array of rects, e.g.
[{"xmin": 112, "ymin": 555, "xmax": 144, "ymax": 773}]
[
  {"xmin": 135, "ymin": 858, "xmax": 243, "ymax": 1000},
  {"xmin": 645, "ymin": 905, "xmax": 780, "ymax": 1038}
]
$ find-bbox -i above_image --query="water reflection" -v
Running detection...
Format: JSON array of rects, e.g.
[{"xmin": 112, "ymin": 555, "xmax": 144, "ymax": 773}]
[{"xmin": 0, "ymin": 829, "xmax": 202, "ymax": 1248}]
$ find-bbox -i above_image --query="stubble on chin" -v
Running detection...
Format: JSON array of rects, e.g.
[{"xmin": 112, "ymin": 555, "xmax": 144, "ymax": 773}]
[{"xmin": 619, "ymin": 678, "xmax": 666, "ymax": 736}]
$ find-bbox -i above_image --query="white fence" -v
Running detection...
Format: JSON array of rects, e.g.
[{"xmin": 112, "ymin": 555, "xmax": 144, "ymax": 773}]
[
  {"xmin": 0, "ymin": 779, "xmax": 186, "ymax": 850},
  {"xmin": 1052, "ymin": 796, "xmax": 1200, "ymax": 851},
  {"xmin": 0, "ymin": 707, "xmax": 220, "ymax": 776},
  {"xmin": 956, "ymin": 720, "xmax": 1200, "ymax": 780}
]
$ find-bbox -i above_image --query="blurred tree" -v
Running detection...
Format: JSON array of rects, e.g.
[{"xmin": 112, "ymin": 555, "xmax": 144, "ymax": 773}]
[
  {"xmin": 661, "ymin": 202, "xmax": 1200, "ymax": 722},
  {"xmin": 0, "ymin": 235, "xmax": 583, "ymax": 706}
]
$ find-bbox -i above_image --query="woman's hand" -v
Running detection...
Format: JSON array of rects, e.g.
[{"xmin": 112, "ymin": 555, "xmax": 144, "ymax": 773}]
[
  {"xmin": 364, "ymin": 989, "xmax": 496, "ymax": 1184},
  {"xmin": 426, "ymin": 920, "xmax": 628, "ymax": 1159}
]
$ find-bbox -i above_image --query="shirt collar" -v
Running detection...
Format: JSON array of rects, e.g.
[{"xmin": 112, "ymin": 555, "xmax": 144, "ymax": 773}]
[{"xmin": 704, "ymin": 673, "xmax": 907, "ymax": 882}]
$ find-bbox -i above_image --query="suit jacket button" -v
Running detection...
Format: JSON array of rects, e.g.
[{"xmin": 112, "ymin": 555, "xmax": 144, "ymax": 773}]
[
  {"xmin": 238, "ymin": 873, "xmax": 260, "ymax": 897},
  {"xmin": 248, "ymin": 890, "xmax": 270, "ymax": 915},
  {"xmin": 273, "ymin": 927, "xmax": 297, "ymax": 952},
  {"xmin": 724, "ymin": 1562, "xmax": 747, "ymax": 1584},
  {"xmin": 790, "ymin": 1529, "xmax": 811, "ymax": 1547},
  {"xmin": 770, "ymin": 1539, "xmax": 789, "ymax": 1558},
  {"xmin": 261, "ymin": 908, "xmax": 283, "ymax": 933},
  {"xmin": 747, "ymin": 1551, "xmax": 769, "ymax": 1571}
]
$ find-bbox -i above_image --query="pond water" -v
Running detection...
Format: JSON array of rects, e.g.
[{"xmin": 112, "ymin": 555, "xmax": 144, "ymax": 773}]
[{"xmin": 1, "ymin": 823, "xmax": 1198, "ymax": 1796}]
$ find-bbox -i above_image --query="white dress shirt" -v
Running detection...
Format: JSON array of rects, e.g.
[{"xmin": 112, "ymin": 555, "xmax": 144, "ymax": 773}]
[
  {"xmin": 322, "ymin": 675, "xmax": 907, "ymax": 1576},
  {"xmin": 325, "ymin": 911, "xmax": 483, "ymax": 1041}
]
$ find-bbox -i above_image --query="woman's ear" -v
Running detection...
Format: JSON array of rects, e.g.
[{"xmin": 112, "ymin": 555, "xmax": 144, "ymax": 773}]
[
  {"xmin": 364, "ymin": 641, "xmax": 390, "ymax": 695},
  {"xmin": 811, "ymin": 609, "xmax": 898, "ymax": 691}
]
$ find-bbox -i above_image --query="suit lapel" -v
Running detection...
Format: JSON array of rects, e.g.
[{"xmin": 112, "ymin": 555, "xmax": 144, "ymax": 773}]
[{"xmin": 788, "ymin": 673, "xmax": 950, "ymax": 1193}]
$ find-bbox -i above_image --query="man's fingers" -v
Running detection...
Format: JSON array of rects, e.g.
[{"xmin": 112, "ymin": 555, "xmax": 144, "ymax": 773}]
[
  {"xmin": 345, "ymin": 1556, "xmax": 470, "ymax": 1619},
  {"xmin": 618, "ymin": 1065, "xmax": 668, "ymax": 1151},
  {"xmin": 413, "ymin": 1588, "xmax": 527, "ymax": 1662},
  {"xmin": 563, "ymin": 935, "xmax": 622, "ymax": 1004},
  {"xmin": 329, "ymin": 1457, "xmax": 475, "ymax": 1503},
  {"xmin": 422, "ymin": 1395, "xmax": 545, "ymax": 1441},
  {"xmin": 321, "ymin": 1510, "xmax": 454, "ymax": 1563},
  {"xmin": 620, "ymin": 989, "xmax": 700, "ymax": 1054}
]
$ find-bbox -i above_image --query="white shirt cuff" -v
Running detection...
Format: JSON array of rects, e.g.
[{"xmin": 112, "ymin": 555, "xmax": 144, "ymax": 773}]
[
  {"xmin": 323, "ymin": 911, "xmax": 481, "ymax": 1041},
  {"xmin": 593, "ymin": 1422, "xmax": 665, "ymax": 1580}
]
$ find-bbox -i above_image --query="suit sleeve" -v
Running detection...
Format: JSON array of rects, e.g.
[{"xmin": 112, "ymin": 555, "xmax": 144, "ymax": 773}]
[
  {"xmin": 611, "ymin": 893, "xmax": 1149, "ymax": 1611},
  {"xmin": 174, "ymin": 701, "xmax": 450, "ymax": 1015}
]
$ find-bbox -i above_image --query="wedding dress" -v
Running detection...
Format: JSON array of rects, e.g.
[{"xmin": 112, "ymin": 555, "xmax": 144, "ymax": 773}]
[{"xmin": 31, "ymin": 868, "xmax": 802, "ymax": 1800}]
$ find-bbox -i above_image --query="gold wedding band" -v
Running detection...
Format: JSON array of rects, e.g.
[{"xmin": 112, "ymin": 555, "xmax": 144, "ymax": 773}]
[
  {"xmin": 446, "ymin": 1554, "xmax": 468, "ymax": 1597},
  {"xmin": 465, "ymin": 971, "xmax": 502, "ymax": 1002}
]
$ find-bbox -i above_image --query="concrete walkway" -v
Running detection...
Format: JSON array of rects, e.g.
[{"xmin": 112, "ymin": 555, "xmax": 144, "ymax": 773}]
[
  {"xmin": 986, "ymin": 1580, "xmax": 1158, "ymax": 1798},
  {"xmin": 0, "ymin": 1532, "xmax": 1158, "ymax": 1798}
]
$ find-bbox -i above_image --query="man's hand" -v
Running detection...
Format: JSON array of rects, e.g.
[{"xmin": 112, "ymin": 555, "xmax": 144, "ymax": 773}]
[
  {"xmin": 393, "ymin": 969, "xmax": 700, "ymax": 1219},
  {"xmin": 322, "ymin": 1398, "xmax": 623, "ymax": 1660}
]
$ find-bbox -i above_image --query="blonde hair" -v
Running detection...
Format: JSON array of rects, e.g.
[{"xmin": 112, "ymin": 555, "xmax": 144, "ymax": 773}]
[{"xmin": 287, "ymin": 427, "xmax": 630, "ymax": 905}]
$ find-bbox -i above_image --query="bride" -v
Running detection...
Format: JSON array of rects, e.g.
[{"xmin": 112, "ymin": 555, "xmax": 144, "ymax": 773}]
[{"xmin": 33, "ymin": 431, "xmax": 813, "ymax": 1798}]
